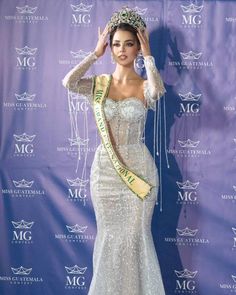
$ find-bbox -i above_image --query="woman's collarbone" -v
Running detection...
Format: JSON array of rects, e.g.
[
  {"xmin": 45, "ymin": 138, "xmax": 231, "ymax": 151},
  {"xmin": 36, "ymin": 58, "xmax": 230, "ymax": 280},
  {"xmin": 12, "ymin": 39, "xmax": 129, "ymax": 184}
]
[{"xmin": 108, "ymin": 82, "xmax": 145, "ymax": 100}]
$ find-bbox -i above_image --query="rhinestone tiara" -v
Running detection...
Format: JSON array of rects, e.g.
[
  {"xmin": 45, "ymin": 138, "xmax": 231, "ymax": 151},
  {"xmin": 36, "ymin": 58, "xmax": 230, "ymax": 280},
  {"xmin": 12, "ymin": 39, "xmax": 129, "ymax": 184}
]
[{"xmin": 108, "ymin": 7, "xmax": 146, "ymax": 32}]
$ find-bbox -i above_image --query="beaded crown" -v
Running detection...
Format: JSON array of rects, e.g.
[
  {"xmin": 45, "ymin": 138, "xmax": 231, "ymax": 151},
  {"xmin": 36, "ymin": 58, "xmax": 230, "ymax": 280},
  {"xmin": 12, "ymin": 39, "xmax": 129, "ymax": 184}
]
[{"xmin": 108, "ymin": 7, "xmax": 146, "ymax": 32}]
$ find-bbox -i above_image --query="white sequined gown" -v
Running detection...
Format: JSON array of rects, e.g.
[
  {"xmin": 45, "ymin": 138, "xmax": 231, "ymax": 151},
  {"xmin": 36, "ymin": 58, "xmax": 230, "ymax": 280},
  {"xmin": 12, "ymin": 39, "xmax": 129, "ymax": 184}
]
[{"xmin": 62, "ymin": 52, "xmax": 166, "ymax": 295}]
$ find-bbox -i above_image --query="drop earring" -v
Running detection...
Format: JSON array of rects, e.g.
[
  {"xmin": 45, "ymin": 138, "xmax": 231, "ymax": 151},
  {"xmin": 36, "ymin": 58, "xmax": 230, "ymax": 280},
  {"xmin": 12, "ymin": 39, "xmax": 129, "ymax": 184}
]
[{"xmin": 134, "ymin": 51, "xmax": 144, "ymax": 70}]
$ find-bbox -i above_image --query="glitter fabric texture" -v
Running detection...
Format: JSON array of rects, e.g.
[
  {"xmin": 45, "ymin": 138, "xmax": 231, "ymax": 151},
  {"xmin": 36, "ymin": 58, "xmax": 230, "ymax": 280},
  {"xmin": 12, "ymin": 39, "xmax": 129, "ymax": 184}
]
[{"xmin": 62, "ymin": 52, "xmax": 166, "ymax": 295}]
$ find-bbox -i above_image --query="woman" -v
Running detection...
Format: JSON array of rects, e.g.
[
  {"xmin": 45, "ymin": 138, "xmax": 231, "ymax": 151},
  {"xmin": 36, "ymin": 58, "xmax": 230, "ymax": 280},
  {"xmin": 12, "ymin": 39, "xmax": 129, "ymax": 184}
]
[{"xmin": 62, "ymin": 7, "xmax": 166, "ymax": 295}]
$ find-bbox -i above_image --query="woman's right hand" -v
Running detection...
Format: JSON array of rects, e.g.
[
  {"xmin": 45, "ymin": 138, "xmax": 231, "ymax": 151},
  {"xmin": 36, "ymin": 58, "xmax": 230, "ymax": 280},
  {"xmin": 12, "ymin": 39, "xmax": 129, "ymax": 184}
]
[{"xmin": 94, "ymin": 25, "xmax": 109, "ymax": 58}]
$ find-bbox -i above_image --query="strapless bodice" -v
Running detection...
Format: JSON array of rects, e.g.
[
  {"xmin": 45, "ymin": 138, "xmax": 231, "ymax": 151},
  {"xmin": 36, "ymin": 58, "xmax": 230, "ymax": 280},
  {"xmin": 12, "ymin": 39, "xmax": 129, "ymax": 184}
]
[{"xmin": 104, "ymin": 97, "xmax": 147, "ymax": 146}]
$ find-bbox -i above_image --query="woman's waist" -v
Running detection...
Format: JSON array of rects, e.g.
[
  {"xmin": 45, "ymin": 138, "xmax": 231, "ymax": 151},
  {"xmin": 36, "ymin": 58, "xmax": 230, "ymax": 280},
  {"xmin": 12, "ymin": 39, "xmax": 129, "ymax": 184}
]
[
  {"xmin": 98, "ymin": 141, "xmax": 145, "ymax": 152},
  {"xmin": 96, "ymin": 142, "xmax": 153, "ymax": 163},
  {"xmin": 94, "ymin": 142, "xmax": 157, "ymax": 181}
]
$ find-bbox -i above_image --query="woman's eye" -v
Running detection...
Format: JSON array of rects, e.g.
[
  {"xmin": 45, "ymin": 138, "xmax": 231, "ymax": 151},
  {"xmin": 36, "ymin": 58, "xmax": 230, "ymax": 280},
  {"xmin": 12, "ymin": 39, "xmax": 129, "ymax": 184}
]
[
  {"xmin": 112, "ymin": 43, "xmax": 120, "ymax": 47},
  {"xmin": 126, "ymin": 43, "xmax": 134, "ymax": 47}
]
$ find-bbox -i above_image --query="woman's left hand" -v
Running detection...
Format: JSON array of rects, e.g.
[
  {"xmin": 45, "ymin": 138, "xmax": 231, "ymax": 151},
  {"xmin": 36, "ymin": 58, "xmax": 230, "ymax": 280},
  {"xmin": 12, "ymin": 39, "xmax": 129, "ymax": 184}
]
[{"xmin": 137, "ymin": 28, "xmax": 151, "ymax": 57}]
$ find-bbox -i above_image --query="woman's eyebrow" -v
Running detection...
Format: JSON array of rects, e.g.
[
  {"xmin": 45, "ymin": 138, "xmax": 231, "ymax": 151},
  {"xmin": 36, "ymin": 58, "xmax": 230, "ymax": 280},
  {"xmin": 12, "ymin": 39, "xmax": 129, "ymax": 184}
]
[{"xmin": 113, "ymin": 39, "xmax": 135, "ymax": 42}]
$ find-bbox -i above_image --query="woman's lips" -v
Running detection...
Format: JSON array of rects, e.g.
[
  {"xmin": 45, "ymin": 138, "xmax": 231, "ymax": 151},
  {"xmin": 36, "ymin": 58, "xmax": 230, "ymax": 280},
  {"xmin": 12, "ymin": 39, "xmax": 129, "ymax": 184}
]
[{"xmin": 118, "ymin": 55, "xmax": 127, "ymax": 60}]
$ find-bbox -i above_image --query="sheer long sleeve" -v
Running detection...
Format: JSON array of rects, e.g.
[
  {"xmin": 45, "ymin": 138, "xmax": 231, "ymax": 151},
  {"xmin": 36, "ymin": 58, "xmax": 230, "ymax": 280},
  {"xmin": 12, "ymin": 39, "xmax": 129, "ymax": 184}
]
[
  {"xmin": 143, "ymin": 55, "xmax": 166, "ymax": 109},
  {"xmin": 62, "ymin": 51, "xmax": 98, "ymax": 103}
]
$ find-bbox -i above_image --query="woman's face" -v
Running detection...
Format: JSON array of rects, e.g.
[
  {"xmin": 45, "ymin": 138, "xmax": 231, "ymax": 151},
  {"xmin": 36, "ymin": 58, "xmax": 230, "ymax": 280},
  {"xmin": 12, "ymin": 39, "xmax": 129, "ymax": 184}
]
[{"xmin": 111, "ymin": 29, "xmax": 140, "ymax": 66}]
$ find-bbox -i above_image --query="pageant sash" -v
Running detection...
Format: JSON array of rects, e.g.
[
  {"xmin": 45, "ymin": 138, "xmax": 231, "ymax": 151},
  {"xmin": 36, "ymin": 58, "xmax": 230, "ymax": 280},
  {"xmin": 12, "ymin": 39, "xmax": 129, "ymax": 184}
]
[{"xmin": 93, "ymin": 74, "xmax": 153, "ymax": 200}]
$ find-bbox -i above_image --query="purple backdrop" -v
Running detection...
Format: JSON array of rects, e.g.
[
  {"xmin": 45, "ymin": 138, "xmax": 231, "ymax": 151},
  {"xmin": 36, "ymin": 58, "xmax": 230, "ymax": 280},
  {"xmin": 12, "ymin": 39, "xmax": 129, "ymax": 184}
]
[{"xmin": 1, "ymin": 1, "xmax": 236, "ymax": 294}]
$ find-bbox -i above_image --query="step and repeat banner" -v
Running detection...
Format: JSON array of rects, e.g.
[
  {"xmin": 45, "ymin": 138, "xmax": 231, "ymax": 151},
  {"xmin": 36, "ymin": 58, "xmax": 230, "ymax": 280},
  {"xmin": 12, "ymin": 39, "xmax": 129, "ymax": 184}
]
[{"xmin": 0, "ymin": 1, "xmax": 236, "ymax": 294}]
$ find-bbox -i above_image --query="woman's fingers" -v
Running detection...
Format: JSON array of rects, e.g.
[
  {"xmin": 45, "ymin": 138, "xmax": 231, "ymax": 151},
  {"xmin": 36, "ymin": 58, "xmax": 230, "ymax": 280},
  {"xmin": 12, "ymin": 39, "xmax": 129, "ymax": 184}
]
[
  {"xmin": 101, "ymin": 25, "xmax": 109, "ymax": 39},
  {"xmin": 138, "ymin": 28, "xmax": 148, "ymax": 43},
  {"xmin": 95, "ymin": 25, "xmax": 109, "ymax": 57},
  {"xmin": 144, "ymin": 28, "xmax": 149, "ymax": 40},
  {"xmin": 137, "ymin": 30, "xmax": 146, "ymax": 45},
  {"xmin": 98, "ymin": 26, "xmax": 101, "ymax": 38},
  {"xmin": 103, "ymin": 24, "xmax": 109, "ymax": 33},
  {"xmin": 137, "ymin": 28, "xmax": 151, "ymax": 56},
  {"xmin": 137, "ymin": 30, "xmax": 150, "ymax": 53},
  {"xmin": 97, "ymin": 25, "xmax": 109, "ymax": 43},
  {"xmin": 98, "ymin": 26, "xmax": 106, "ymax": 35}
]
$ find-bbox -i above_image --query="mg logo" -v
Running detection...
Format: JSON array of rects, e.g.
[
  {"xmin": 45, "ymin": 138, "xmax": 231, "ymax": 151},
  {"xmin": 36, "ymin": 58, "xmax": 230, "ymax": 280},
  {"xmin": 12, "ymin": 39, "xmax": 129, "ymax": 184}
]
[
  {"xmin": 232, "ymin": 228, "xmax": 236, "ymax": 249},
  {"xmin": 178, "ymin": 92, "xmax": 201, "ymax": 115},
  {"xmin": 182, "ymin": 14, "xmax": 202, "ymax": 26},
  {"xmin": 11, "ymin": 220, "xmax": 34, "ymax": 243},
  {"xmin": 175, "ymin": 269, "xmax": 197, "ymax": 292},
  {"xmin": 16, "ymin": 56, "xmax": 36, "ymax": 67},
  {"xmin": 68, "ymin": 188, "xmax": 87, "ymax": 199},
  {"xmin": 176, "ymin": 180, "xmax": 199, "ymax": 204},
  {"xmin": 15, "ymin": 46, "xmax": 37, "ymax": 69},
  {"xmin": 180, "ymin": 103, "xmax": 200, "ymax": 114},
  {"xmin": 181, "ymin": 4, "xmax": 203, "ymax": 27},
  {"xmin": 70, "ymin": 3, "xmax": 93, "ymax": 26},
  {"xmin": 72, "ymin": 14, "xmax": 90, "ymax": 24},
  {"xmin": 66, "ymin": 276, "xmax": 85, "ymax": 287},
  {"xmin": 14, "ymin": 143, "xmax": 34, "ymax": 154},
  {"xmin": 176, "ymin": 279, "xmax": 196, "ymax": 291},
  {"xmin": 178, "ymin": 191, "xmax": 197, "ymax": 202},
  {"xmin": 13, "ymin": 230, "xmax": 32, "ymax": 241},
  {"xmin": 67, "ymin": 178, "xmax": 88, "ymax": 204},
  {"xmin": 65, "ymin": 265, "xmax": 87, "ymax": 289},
  {"xmin": 69, "ymin": 97, "xmax": 89, "ymax": 112},
  {"xmin": 13, "ymin": 133, "xmax": 36, "ymax": 156}
]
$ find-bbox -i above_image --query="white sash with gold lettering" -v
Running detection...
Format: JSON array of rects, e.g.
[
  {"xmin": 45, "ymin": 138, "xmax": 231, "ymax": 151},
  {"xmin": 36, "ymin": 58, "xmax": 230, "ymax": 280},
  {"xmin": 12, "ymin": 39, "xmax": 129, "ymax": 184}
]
[{"xmin": 93, "ymin": 74, "xmax": 153, "ymax": 200}]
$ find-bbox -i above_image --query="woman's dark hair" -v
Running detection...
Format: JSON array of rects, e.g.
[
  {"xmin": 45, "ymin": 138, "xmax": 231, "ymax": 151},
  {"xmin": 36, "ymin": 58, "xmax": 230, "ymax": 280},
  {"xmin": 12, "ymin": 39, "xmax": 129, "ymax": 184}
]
[{"xmin": 109, "ymin": 23, "xmax": 140, "ymax": 49}]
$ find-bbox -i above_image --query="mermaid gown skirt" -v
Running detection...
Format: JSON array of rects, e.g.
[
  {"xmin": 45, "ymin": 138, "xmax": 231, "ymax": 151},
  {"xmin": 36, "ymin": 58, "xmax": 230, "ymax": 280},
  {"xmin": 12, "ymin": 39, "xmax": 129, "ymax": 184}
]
[{"xmin": 87, "ymin": 98, "xmax": 165, "ymax": 295}]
